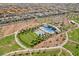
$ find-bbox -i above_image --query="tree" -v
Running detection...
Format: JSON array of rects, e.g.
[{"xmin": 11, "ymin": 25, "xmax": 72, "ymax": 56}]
[{"xmin": 76, "ymin": 44, "xmax": 79, "ymax": 49}]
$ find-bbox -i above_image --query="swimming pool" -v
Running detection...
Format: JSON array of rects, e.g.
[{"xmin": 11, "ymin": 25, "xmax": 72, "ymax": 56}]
[
  {"xmin": 34, "ymin": 24, "xmax": 58, "ymax": 35},
  {"xmin": 40, "ymin": 27, "xmax": 55, "ymax": 34},
  {"xmin": 39, "ymin": 24, "xmax": 56, "ymax": 34}
]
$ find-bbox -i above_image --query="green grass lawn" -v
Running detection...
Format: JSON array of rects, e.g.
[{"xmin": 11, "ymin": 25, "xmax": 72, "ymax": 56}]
[
  {"xmin": 18, "ymin": 29, "xmax": 45, "ymax": 48},
  {"xmin": 31, "ymin": 49, "xmax": 60, "ymax": 56},
  {"xmin": 8, "ymin": 48, "xmax": 60, "ymax": 56},
  {"xmin": 64, "ymin": 41, "xmax": 79, "ymax": 56},
  {"xmin": 18, "ymin": 28, "xmax": 48, "ymax": 48},
  {"xmin": 0, "ymin": 34, "xmax": 22, "ymax": 55},
  {"xmin": 68, "ymin": 28, "xmax": 79, "ymax": 42},
  {"xmin": 18, "ymin": 31, "xmax": 38, "ymax": 47}
]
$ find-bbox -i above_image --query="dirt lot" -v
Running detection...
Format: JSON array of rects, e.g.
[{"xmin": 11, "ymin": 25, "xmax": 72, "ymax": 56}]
[
  {"xmin": 1, "ymin": 19, "xmax": 40, "ymax": 37},
  {"xmin": 33, "ymin": 33, "xmax": 66, "ymax": 49}
]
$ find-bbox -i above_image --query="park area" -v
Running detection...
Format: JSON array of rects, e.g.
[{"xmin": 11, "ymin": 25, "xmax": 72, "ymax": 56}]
[
  {"xmin": 6, "ymin": 47, "xmax": 72, "ymax": 56},
  {"xmin": 31, "ymin": 49, "xmax": 60, "ymax": 56},
  {"xmin": 68, "ymin": 28, "xmax": 79, "ymax": 42},
  {"xmin": 64, "ymin": 41, "xmax": 79, "ymax": 56},
  {"xmin": 0, "ymin": 34, "xmax": 22, "ymax": 55},
  {"xmin": 63, "ymin": 28, "xmax": 79, "ymax": 56},
  {"xmin": 17, "ymin": 28, "xmax": 47, "ymax": 48}
]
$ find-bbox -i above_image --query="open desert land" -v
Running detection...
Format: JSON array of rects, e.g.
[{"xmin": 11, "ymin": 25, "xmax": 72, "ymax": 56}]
[{"xmin": 0, "ymin": 19, "xmax": 39, "ymax": 37}]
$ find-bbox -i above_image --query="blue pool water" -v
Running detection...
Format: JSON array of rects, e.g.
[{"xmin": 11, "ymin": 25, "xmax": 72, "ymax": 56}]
[
  {"xmin": 35, "ymin": 24, "xmax": 57, "ymax": 35},
  {"xmin": 40, "ymin": 27, "xmax": 55, "ymax": 33},
  {"xmin": 40, "ymin": 24, "xmax": 56, "ymax": 33}
]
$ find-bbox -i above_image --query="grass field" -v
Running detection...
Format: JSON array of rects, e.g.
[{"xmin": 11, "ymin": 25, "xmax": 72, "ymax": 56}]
[
  {"xmin": 31, "ymin": 49, "xmax": 60, "ymax": 56},
  {"xmin": 18, "ymin": 31, "xmax": 38, "ymax": 47},
  {"xmin": 68, "ymin": 28, "xmax": 79, "ymax": 42},
  {"xmin": 11, "ymin": 48, "xmax": 60, "ymax": 56},
  {"xmin": 0, "ymin": 34, "xmax": 22, "ymax": 55},
  {"xmin": 64, "ymin": 41, "xmax": 79, "ymax": 56},
  {"xmin": 18, "ymin": 29, "xmax": 46, "ymax": 48}
]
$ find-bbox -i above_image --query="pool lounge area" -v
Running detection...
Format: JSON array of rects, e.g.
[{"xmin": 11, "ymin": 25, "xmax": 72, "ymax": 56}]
[{"xmin": 35, "ymin": 29, "xmax": 45, "ymax": 36}]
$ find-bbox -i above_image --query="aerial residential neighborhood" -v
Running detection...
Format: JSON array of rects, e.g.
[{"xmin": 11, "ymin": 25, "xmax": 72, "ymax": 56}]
[{"xmin": 0, "ymin": 3, "xmax": 79, "ymax": 56}]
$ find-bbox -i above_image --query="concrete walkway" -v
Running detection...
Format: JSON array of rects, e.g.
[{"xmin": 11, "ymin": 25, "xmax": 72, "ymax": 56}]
[
  {"xmin": 15, "ymin": 31, "xmax": 27, "ymax": 49},
  {"xmin": 61, "ymin": 47, "xmax": 73, "ymax": 56},
  {"xmin": 4, "ymin": 46, "xmax": 73, "ymax": 56},
  {"xmin": 57, "ymin": 48, "xmax": 62, "ymax": 56}
]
